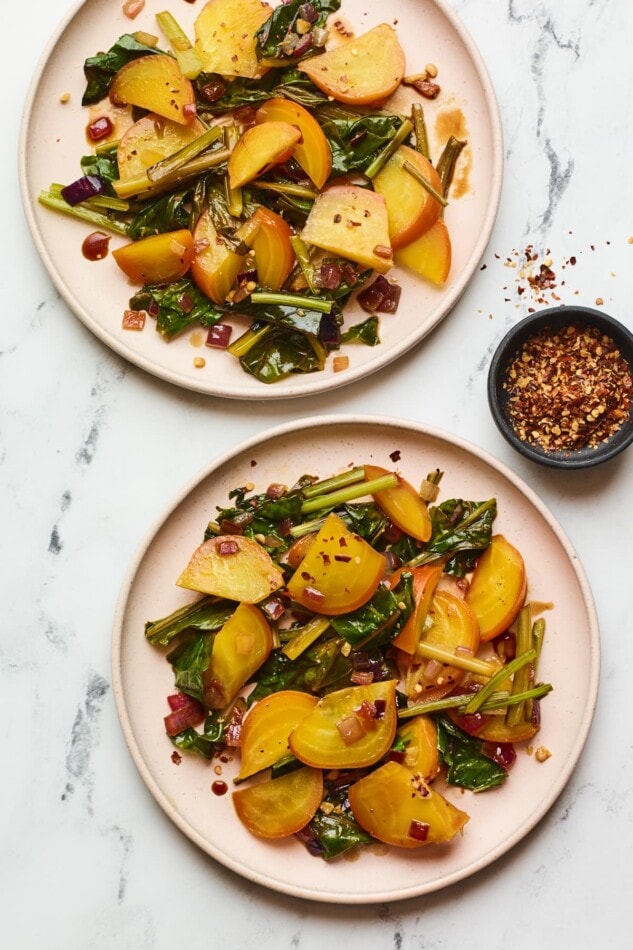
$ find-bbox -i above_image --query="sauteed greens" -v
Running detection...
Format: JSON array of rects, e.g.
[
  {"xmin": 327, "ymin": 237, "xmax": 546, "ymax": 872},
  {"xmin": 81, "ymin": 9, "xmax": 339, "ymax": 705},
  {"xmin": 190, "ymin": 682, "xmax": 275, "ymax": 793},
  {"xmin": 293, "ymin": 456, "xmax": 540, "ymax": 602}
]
[
  {"xmin": 40, "ymin": 0, "xmax": 465, "ymax": 383},
  {"xmin": 146, "ymin": 462, "xmax": 552, "ymax": 859}
]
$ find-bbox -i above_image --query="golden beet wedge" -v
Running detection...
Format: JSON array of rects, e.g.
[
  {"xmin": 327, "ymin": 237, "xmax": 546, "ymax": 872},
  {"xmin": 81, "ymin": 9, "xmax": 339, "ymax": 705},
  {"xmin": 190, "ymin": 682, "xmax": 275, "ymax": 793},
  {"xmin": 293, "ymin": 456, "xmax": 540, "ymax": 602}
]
[
  {"xmin": 299, "ymin": 24, "xmax": 405, "ymax": 105},
  {"xmin": 202, "ymin": 603, "xmax": 273, "ymax": 708},
  {"xmin": 465, "ymin": 534, "xmax": 527, "ymax": 641},
  {"xmin": 286, "ymin": 512, "xmax": 386, "ymax": 615},
  {"xmin": 177, "ymin": 535, "xmax": 284, "ymax": 603},
  {"xmin": 109, "ymin": 54, "xmax": 195, "ymax": 125},
  {"xmin": 112, "ymin": 229, "xmax": 194, "ymax": 285}
]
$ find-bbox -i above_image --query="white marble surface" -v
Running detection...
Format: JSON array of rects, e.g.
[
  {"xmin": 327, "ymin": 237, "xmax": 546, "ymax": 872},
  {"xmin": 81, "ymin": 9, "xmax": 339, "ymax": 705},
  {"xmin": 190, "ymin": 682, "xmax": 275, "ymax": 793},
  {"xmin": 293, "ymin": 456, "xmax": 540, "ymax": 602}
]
[{"xmin": 3, "ymin": 0, "xmax": 633, "ymax": 946}]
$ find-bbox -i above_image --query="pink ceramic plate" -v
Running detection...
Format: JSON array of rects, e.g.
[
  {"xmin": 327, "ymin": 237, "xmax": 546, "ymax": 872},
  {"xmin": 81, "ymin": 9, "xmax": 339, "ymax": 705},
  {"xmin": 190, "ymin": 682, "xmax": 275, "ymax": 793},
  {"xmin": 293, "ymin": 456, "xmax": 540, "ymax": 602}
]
[
  {"xmin": 112, "ymin": 416, "xmax": 599, "ymax": 903},
  {"xmin": 20, "ymin": 0, "xmax": 502, "ymax": 399}
]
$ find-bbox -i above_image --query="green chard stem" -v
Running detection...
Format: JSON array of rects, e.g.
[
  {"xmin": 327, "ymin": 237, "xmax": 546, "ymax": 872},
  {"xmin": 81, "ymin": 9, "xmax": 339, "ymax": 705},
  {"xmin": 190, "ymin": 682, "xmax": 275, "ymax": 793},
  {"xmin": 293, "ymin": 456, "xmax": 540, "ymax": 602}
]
[
  {"xmin": 505, "ymin": 606, "xmax": 533, "ymax": 727},
  {"xmin": 282, "ymin": 617, "xmax": 331, "ymax": 660},
  {"xmin": 289, "ymin": 235, "xmax": 319, "ymax": 293},
  {"xmin": 436, "ymin": 135, "xmax": 467, "ymax": 200},
  {"xmin": 227, "ymin": 322, "xmax": 271, "ymax": 358},
  {"xmin": 464, "ymin": 648, "xmax": 537, "ymax": 715},
  {"xmin": 147, "ymin": 126, "xmax": 223, "ymax": 182},
  {"xmin": 155, "ymin": 10, "xmax": 203, "ymax": 78},
  {"xmin": 406, "ymin": 498, "xmax": 497, "ymax": 568},
  {"xmin": 300, "ymin": 473, "xmax": 398, "ymax": 514},
  {"xmin": 411, "ymin": 103, "xmax": 430, "ymax": 159},
  {"xmin": 365, "ymin": 118, "xmax": 414, "ymax": 179},
  {"xmin": 415, "ymin": 642, "xmax": 498, "ymax": 677},
  {"xmin": 113, "ymin": 147, "xmax": 231, "ymax": 200},
  {"xmin": 288, "ymin": 516, "xmax": 327, "ymax": 539},
  {"xmin": 223, "ymin": 125, "xmax": 243, "ymax": 217},
  {"xmin": 255, "ymin": 181, "xmax": 318, "ymax": 200},
  {"xmin": 250, "ymin": 291, "xmax": 333, "ymax": 314},
  {"xmin": 398, "ymin": 682, "xmax": 552, "ymax": 720},
  {"xmin": 402, "ymin": 161, "xmax": 448, "ymax": 207},
  {"xmin": 38, "ymin": 190, "xmax": 129, "ymax": 235},
  {"xmin": 302, "ymin": 466, "xmax": 367, "ymax": 499}
]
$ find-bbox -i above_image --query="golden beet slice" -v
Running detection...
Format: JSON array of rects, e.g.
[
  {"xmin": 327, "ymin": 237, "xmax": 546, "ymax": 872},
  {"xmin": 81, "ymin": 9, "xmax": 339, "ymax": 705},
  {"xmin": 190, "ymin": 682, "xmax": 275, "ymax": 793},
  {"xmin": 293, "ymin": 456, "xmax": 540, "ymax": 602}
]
[
  {"xmin": 194, "ymin": 0, "xmax": 272, "ymax": 79},
  {"xmin": 233, "ymin": 767, "xmax": 323, "ymax": 839},
  {"xmin": 117, "ymin": 114, "xmax": 207, "ymax": 181},
  {"xmin": 227, "ymin": 121, "xmax": 302, "ymax": 189},
  {"xmin": 300, "ymin": 185, "xmax": 393, "ymax": 274},
  {"xmin": 348, "ymin": 760, "xmax": 469, "ymax": 848},
  {"xmin": 109, "ymin": 54, "xmax": 195, "ymax": 126},
  {"xmin": 395, "ymin": 218, "xmax": 452, "ymax": 286},
  {"xmin": 388, "ymin": 564, "xmax": 444, "ymax": 654},
  {"xmin": 396, "ymin": 715, "xmax": 440, "ymax": 783},
  {"xmin": 177, "ymin": 535, "xmax": 284, "ymax": 604},
  {"xmin": 465, "ymin": 535, "xmax": 527, "ymax": 641},
  {"xmin": 289, "ymin": 680, "xmax": 398, "ymax": 769},
  {"xmin": 285, "ymin": 512, "xmax": 386, "ymax": 615},
  {"xmin": 112, "ymin": 229, "xmax": 194, "ymax": 285},
  {"xmin": 191, "ymin": 208, "xmax": 248, "ymax": 305},
  {"xmin": 237, "ymin": 690, "xmax": 318, "ymax": 781},
  {"xmin": 256, "ymin": 98, "xmax": 332, "ymax": 189},
  {"xmin": 202, "ymin": 603, "xmax": 273, "ymax": 708},
  {"xmin": 364, "ymin": 464, "xmax": 432, "ymax": 542},
  {"xmin": 299, "ymin": 24, "xmax": 405, "ymax": 106},
  {"xmin": 373, "ymin": 145, "xmax": 443, "ymax": 249}
]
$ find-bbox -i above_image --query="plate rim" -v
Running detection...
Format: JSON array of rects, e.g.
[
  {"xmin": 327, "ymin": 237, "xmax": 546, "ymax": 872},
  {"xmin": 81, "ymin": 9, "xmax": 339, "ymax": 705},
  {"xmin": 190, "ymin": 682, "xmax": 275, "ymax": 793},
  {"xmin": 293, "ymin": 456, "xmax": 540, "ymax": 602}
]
[
  {"xmin": 111, "ymin": 413, "xmax": 600, "ymax": 903},
  {"xmin": 19, "ymin": 0, "xmax": 504, "ymax": 401}
]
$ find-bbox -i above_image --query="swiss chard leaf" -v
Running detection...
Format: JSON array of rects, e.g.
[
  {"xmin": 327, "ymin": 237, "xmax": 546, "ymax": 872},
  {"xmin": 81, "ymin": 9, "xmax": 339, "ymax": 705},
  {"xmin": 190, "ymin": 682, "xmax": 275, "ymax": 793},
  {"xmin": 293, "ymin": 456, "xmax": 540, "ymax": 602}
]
[
  {"xmin": 321, "ymin": 114, "xmax": 407, "ymax": 176},
  {"xmin": 249, "ymin": 637, "xmax": 342, "ymax": 703},
  {"xmin": 436, "ymin": 715, "xmax": 507, "ymax": 792},
  {"xmin": 231, "ymin": 298, "xmax": 342, "ymax": 341},
  {"xmin": 308, "ymin": 804, "xmax": 373, "ymax": 860},
  {"xmin": 80, "ymin": 147, "xmax": 119, "ymax": 192},
  {"xmin": 170, "ymin": 709, "xmax": 226, "ymax": 760},
  {"xmin": 329, "ymin": 575, "xmax": 414, "ymax": 649},
  {"xmin": 238, "ymin": 325, "xmax": 326, "ymax": 383},
  {"xmin": 340, "ymin": 315, "xmax": 380, "ymax": 346},
  {"xmin": 419, "ymin": 498, "xmax": 497, "ymax": 576},
  {"xmin": 130, "ymin": 279, "xmax": 223, "ymax": 341},
  {"xmin": 127, "ymin": 183, "xmax": 207, "ymax": 241},
  {"xmin": 194, "ymin": 72, "xmax": 277, "ymax": 115},
  {"xmin": 145, "ymin": 596, "xmax": 235, "ymax": 647},
  {"xmin": 166, "ymin": 630, "xmax": 215, "ymax": 703},
  {"xmin": 82, "ymin": 34, "xmax": 162, "ymax": 105}
]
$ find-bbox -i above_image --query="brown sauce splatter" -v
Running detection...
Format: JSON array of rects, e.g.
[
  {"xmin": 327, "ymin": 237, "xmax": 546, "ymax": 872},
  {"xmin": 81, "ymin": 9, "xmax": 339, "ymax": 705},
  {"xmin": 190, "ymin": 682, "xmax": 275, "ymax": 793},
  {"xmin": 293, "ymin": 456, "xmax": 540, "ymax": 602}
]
[{"xmin": 435, "ymin": 107, "xmax": 471, "ymax": 198}]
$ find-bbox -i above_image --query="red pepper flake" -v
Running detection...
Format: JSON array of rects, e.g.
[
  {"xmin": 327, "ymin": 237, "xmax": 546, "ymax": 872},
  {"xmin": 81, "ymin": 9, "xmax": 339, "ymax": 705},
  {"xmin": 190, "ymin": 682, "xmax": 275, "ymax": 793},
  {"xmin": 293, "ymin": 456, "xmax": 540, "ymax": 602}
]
[
  {"xmin": 171, "ymin": 751, "xmax": 182, "ymax": 765},
  {"xmin": 390, "ymin": 450, "xmax": 401, "ymax": 462},
  {"xmin": 503, "ymin": 323, "xmax": 633, "ymax": 451}
]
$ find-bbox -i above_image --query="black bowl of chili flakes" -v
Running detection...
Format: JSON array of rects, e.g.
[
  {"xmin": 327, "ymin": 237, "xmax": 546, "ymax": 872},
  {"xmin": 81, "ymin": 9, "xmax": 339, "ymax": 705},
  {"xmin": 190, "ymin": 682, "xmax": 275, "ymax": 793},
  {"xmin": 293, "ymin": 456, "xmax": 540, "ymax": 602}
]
[{"xmin": 488, "ymin": 306, "xmax": 633, "ymax": 469}]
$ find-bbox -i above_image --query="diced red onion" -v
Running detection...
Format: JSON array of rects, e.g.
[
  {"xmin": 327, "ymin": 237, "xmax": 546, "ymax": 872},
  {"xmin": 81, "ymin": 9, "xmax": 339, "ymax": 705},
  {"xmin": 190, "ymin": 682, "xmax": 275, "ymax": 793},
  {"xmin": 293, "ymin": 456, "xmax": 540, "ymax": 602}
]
[
  {"xmin": 122, "ymin": 0, "xmax": 145, "ymax": 19},
  {"xmin": 87, "ymin": 116, "xmax": 113, "ymax": 142},
  {"xmin": 164, "ymin": 698, "xmax": 205, "ymax": 736},
  {"xmin": 206, "ymin": 324, "xmax": 232, "ymax": 349},
  {"xmin": 531, "ymin": 699, "xmax": 541, "ymax": 729},
  {"xmin": 261, "ymin": 596, "xmax": 287, "ymax": 621},
  {"xmin": 182, "ymin": 102, "xmax": 197, "ymax": 119},
  {"xmin": 237, "ymin": 268, "xmax": 258, "ymax": 286},
  {"xmin": 167, "ymin": 692, "xmax": 192, "ymax": 712},
  {"xmin": 178, "ymin": 292, "xmax": 194, "ymax": 314},
  {"xmin": 122, "ymin": 309, "xmax": 146, "ymax": 331},
  {"xmin": 374, "ymin": 698, "xmax": 386, "ymax": 719},
  {"xmin": 423, "ymin": 659, "xmax": 444, "ymax": 682},
  {"xmin": 217, "ymin": 539, "xmax": 239, "ymax": 556},
  {"xmin": 408, "ymin": 820, "xmax": 430, "ymax": 842},
  {"xmin": 224, "ymin": 703, "xmax": 244, "ymax": 747},
  {"xmin": 61, "ymin": 175, "xmax": 106, "ymax": 206},
  {"xmin": 351, "ymin": 671, "xmax": 374, "ymax": 686},
  {"xmin": 317, "ymin": 262, "xmax": 345, "ymax": 290},
  {"xmin": 496, "ymin": 632, "xmax": 516, "ymax": 661},
  {"xmin": 356, "ymin": 699, "xmax": 377, "ymax": 720},
  {"xmin": 295, "ymin": 826, "xmax": 325, "ymax": 857},
  {"xmin": 299, "ymin": 3, "xmax": 318, "ymax": 23},
  {"xmin": 483, "ymin": 741, "xmax": 517, "ymax": 770},
  {"xmin": 352, "ymin": 652, "xmax": 370, "ymax": 672},
  {"xmin": 318, "ymin": 311, "xmax": 340, "ymax": 346},
  {"xmin": 385, "ymin": 748, "xmax": 406, "ymax": 764},
  {"xmin": 199, "ymin": 80, "xmax": 226, "ymax": 103},
  {"xmin": 357, "ymin": 275, "xmax": 401, "ymax": 314},
  {"xmin": 266, "ymin": 482, "xmax": 287, "ymax": 499},
  {"xmin": 454, "ymin": 711, "xmax": 487, "ymax": 736},
  {"xmin": 336, "ymin": 714, "xmax": 365, "ymax": 745}
]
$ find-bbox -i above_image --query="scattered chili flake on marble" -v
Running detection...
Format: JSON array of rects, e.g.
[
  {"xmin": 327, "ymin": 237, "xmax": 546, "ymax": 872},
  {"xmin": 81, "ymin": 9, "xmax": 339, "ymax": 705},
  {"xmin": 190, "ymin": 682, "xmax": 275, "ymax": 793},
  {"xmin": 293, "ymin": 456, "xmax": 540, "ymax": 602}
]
[{"xmin": 503, "ymin": 323, "xmax": 632, "ymax": 451}]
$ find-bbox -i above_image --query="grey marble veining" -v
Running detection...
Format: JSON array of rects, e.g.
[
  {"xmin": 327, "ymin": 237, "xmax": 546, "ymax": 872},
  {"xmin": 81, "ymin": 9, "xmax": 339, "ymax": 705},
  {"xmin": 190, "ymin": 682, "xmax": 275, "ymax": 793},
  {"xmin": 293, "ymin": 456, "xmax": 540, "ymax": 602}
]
[{"xmin": 3, "ymin": 1, "xmax": 633, "ymax": 948}]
